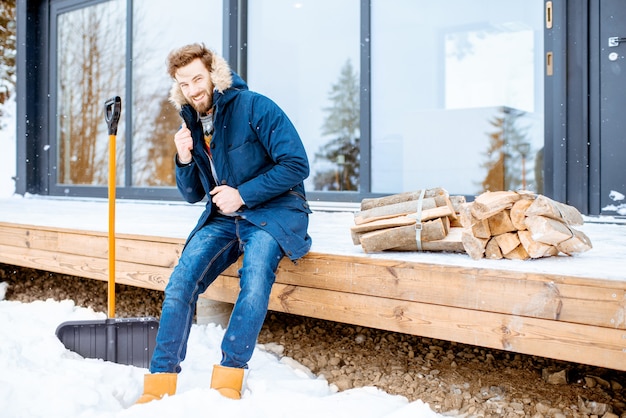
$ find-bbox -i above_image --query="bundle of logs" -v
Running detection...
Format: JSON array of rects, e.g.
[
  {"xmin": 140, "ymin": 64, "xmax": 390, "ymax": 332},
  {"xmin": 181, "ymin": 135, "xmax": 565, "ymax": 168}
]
[
  {"xmin": 351, "ymin": 188, "xmax": 592, "ymax": 261},
  {"xmin": 350, "ymin": 187, "xmax": 467, "ymax": 253},
  {"xmin": 460, "ymin": 190, "xmax": 592, "ymax": 260}
]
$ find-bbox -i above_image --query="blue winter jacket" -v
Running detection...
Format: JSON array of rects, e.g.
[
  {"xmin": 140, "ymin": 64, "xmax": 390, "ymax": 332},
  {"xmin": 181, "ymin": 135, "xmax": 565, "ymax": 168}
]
[{"xmin": 171, "ymin": 59, "xmax": 312, "ymax": 261}]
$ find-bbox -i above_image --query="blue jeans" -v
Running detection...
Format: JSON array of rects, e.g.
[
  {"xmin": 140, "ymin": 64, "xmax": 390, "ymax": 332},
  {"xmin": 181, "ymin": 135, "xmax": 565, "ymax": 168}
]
[{"xmin": 150, "ymin": 214, "xmax": 283, "ymax": 372}]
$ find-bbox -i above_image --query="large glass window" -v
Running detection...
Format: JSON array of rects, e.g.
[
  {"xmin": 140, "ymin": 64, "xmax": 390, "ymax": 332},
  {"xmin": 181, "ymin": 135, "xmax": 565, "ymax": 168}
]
[
  {"xmin": 131, "ymin": 0, "xmax": 222, "ymax": 187},
  {"xmin": 51, "ymin": 0, "xmax": 543, "ymax": 201},
  {"xmin": 247, "ymin": 0, "xmax": 361, "ymax": 192},
  {"xmin": 371, "ymin": 0, "xmax": 544, "ymax": 196},
  {"xmin": 56, "ymin": 0, "xmax": 126, "ymax": 186},
  {"xmin": 54, "ymin": 0, "xmax": 222, "ymax": 190}
]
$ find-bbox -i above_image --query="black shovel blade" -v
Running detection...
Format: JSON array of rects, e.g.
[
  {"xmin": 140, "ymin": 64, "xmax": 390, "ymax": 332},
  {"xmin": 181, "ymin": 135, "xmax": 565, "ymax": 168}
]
[{"xmin": 55, "ymin": 317, "xmax": 159, "ymax": 368}]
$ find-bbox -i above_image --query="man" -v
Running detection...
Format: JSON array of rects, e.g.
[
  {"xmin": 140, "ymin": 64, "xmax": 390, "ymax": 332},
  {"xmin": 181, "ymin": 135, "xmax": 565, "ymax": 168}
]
[{"xmin": 136, "ymin": 43, "xmax": 311, "ymax": 403}]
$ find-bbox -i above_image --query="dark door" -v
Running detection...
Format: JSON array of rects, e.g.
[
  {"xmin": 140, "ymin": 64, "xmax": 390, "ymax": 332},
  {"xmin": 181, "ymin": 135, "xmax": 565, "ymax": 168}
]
[{"xmin": 598, "ymin": 0, "xmax": 626, "ymax": 215}]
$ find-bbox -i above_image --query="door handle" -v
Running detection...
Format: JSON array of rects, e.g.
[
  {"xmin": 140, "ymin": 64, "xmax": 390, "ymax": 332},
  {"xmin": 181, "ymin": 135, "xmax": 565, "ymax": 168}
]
[{"xmin": 608, "ymin": 37, "xmax": 626, "ymax": 47}]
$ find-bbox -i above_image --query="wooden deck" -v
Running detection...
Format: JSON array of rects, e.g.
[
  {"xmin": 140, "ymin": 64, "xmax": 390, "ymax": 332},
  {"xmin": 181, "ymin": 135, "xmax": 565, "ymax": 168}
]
[{"xmin": 0, "ymin": 197, "xmax": 625, "ymax": 371}]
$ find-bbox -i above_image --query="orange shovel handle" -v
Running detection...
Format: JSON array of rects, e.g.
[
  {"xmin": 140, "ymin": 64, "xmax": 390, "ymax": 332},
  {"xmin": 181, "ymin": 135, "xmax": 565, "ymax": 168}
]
[{"xmin": 105, "ymin": 97, "xmax": 121, "ymax": 319}]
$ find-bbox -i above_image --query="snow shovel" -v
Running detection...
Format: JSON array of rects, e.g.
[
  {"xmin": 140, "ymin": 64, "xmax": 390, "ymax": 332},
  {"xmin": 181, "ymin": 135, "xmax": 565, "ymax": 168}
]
[{"xmin": 56, "ymin": 96, "xmax": 159, "ymax": 368}]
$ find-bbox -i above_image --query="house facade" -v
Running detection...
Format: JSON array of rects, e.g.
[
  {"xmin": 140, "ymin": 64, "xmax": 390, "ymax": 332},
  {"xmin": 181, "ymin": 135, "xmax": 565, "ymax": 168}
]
[{"xmin": 15, "ymin": 0, "xmax": 626, "ymax": 216}]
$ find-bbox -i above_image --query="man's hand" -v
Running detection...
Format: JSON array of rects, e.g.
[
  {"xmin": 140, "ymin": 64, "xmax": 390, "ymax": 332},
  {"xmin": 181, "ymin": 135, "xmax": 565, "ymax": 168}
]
[
  {"xmin": 210, "ymin": 185, "xmax": 244, "ymax": 214},
  {"xmin": 174, "ymin": 122, "xmax": 193, "ymax": 164}
]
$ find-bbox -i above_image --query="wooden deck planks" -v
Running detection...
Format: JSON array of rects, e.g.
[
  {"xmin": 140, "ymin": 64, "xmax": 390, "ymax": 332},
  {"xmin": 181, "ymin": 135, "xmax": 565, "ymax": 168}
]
[
  {"xmin": 204, "ymin": 277, "xmax": 626, "ymax": 370},
  {"xmin": 0, "ymin": 221, "xmax": 625, "ymax": 371}
]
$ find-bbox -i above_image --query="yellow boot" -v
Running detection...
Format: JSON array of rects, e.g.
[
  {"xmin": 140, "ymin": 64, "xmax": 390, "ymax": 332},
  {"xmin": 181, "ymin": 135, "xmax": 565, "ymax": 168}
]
[
  {"xmin": 210, "ymin": 365, "xmax": 244, "ymax": 399},
  {"xmin": 135, "ymin": 373, "xmax": 177, "ymax": 404}
]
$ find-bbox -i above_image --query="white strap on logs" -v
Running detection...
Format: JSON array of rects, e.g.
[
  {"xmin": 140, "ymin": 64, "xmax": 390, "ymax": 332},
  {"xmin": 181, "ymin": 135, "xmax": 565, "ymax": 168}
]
[{"xmin": 414, "ymin": 188, "xmax": 426, "ymax": 251}]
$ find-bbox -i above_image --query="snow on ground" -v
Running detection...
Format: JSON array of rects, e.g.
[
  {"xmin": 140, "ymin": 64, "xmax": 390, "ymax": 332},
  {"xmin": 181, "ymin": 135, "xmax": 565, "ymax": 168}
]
[{"xmin": 0, "ymin": 295, "xmax": 443, "ymax": 417}]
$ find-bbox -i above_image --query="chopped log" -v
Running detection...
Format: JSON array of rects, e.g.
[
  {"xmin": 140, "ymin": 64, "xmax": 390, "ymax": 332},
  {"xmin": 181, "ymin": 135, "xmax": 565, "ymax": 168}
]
[
  {"xmin": 472, "ymin": 218, "xmax": 491, "ymax": 239},
  {"xmin": 350, "ymin": 228, "xmax": 361, "ymax": 245},
  {"xmin": 360, "ymin": 226, "xmax": 413, "ymax": 253},
  {"xmin": 449, "ymin": 216, "xmax": 464, "ymax": 228},
  {"xmin": 525, "ymin": 215, "xmax": 573, "ymax": 245},
  {"xmin": 391, "ymin": 227, "xmax": 465, "ymax": 252},
  {"xmin": 510, "ymin": 199, "xmax": 533, "ymax": 230},
  {"xmin": 407, "ymin": 206, "xmax": 456, "ymax": 223},
  {"xmin": 458, "ymin": 203, "xmax": 474, "ymax": 228},
  {"xmin": 525, "ymin": 195, "xmax": 584, "ymax": 226},
  {"xmin": 485, "ymin": 237, "xmax": 503, "ymax": 260},
  {"xmin": 359, "ymin": 218, "xmax": 448, "ymax": 253},
  {"xmin": 545, "ymin": 246, "xmax": 559, "ymax": 257},
  {"xmin": 415, "ymin": 204, "xmax": 456, "ymax": 223},
  {"xmin": 354, "ymin": 198, "xmax": 439, "ymax": 225},
  {"xmin": 409, "ymin": 217, "xmax": 449, "ymax": 242},
  {"xmin": 517, "ymin": 190, "xmax": 537, "ymax": 199},
  {"xmin": 518, "ymin": 230, "xmax": 558, "ymax": 258},
  {"xmin": 462, "ymin": 229, "xmax": 488, "ymax": 260},
  {"xmin": 557, "ymin": 228, "xmax": 593, "ymax": 255},
  {"xmin": 356, "ymin": 204, "xmax": 455, "ymax": 226},
  {"xmin": 487, "ymin": 209, "xmax": 517, "ymax": 235},
  {"xmin": 449, "ymin": 195, "xmax": 467, "ymax": 213},
  {"xmin": 450, "ymin": 213, "xmax": 463, "ymax": 228},
  {"xmin": 441, "ymin": 214, "xmax": 450, "ymax": 235},
  {"xmin": 351, "ymin": 215, "xmax": 416, "ymax": 235},
  {"xmin": 350, "ymin": 215, "xmax": 417, "ymax": 245},
  {"xmin": 353, "ymin": 215, "xmax": 448, "ymax": 248},
  {"xmin": 359, "ymin": 187, "xmax": 448, "ymax": 210},
  {"xmin": 494, "ymin": 232, "xmax": 521, "ymax": 255},
  {"xmin": 358, "ymin": 228, "xmax": 402, "ymax": 253},
  {"xmin": 443, "ymin": 195, "xmax": 459, "ymax": 221},
  {"xmin": 503, "ymin": 244, "xmax": 530, "ymax": 260},
  {"xmin": 470, "ymin": 191, "xmax": 523, "ymax": 220}
]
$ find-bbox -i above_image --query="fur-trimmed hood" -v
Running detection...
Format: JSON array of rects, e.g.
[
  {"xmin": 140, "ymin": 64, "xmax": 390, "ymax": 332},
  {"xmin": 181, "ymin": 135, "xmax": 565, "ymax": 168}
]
[{"xmin": 168, "ymin": 54, "xmax": 239, "ymax": 111}]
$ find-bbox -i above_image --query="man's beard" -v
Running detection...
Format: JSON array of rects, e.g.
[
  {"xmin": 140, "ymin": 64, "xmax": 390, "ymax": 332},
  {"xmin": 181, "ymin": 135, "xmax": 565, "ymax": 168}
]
[{"xmin": 187, "ymin": 88, "xmax": 213, "ymax": 115}]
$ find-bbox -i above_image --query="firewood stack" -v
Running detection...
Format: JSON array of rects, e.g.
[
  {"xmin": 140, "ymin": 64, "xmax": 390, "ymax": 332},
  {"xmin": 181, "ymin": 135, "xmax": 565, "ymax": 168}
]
[
  {"xmin": 350, "ymin": 187, "xmax": 467, "ymax": 253},
  {"xmin": 460, "ymin": 191, "xmax": 592, "ymax": 260}
]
